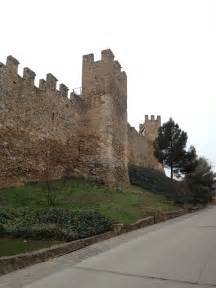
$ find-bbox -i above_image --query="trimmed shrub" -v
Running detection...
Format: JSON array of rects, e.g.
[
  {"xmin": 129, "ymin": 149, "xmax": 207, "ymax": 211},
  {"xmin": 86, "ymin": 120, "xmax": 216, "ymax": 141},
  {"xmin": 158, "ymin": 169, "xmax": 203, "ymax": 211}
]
[
  {"xmin": 0, "ymin": 208, "xmax": 19, "ymax": 224},
  {"xmin": 0, "ymin": 208, "xmax": 112, "ymax": 241}
]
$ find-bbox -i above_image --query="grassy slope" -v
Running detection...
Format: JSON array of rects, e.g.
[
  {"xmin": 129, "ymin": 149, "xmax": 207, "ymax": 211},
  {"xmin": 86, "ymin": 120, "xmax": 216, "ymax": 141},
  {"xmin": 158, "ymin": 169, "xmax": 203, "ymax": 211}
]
[
  {"xmin": 0, "ymin": 179, "xmax": 177, "ymax": 224},
  {"xmin": 0, "ymin": 239, "xmax": 60, "ymax": 257}
]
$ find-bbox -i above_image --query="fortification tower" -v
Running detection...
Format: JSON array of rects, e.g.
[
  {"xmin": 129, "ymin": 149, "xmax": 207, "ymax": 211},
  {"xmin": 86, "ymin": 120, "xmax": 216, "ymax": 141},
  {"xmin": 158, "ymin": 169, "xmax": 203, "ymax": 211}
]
[
  {"xmin": 139, "ymin": 115, "xmax": 161, "ymax": 142},
  {"xmin": 80, "ymin": 49, "xmax": 129, "ymax": 186}
]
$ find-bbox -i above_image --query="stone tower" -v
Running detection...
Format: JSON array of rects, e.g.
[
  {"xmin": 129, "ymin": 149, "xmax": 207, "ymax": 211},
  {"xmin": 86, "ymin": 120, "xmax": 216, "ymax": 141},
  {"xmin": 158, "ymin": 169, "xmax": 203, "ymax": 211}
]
[
  {"xmin": 139, "ymin": 115, "xmax": 161, "ymax": 142},
  {"xmin": 79, "ymin": 49, "xmax": 129, "ymax": 186}
]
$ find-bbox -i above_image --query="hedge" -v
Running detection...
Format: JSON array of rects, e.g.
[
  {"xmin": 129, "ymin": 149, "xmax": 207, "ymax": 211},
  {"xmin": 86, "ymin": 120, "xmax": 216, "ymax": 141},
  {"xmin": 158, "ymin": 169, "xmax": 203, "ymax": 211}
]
[{"xmin": 0, "ymin": 208, "xmax": 112, "ymax": 241}]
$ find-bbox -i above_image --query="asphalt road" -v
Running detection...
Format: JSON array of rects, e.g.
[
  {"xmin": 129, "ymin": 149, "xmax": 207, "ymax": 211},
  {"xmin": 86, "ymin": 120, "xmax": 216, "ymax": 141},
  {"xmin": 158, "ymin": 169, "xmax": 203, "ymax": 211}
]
[{"xmin": 1, "ymin": 206, "xmax": 216, "ymax": 288}]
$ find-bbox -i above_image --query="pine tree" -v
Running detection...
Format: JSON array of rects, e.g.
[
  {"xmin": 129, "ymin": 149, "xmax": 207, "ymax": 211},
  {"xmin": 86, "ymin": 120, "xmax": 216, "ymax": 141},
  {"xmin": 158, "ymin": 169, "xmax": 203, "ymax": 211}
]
[
  {"xmin": 154, "ymin": 118, "xmax": 187, "ymax": 179},
  {"xmin": 186, "ymin": 157, "xmax": 216, "ymax": 204},
  {"xmin": 180, "ymin": 145, "xmax": 198, "ymax": 175}
]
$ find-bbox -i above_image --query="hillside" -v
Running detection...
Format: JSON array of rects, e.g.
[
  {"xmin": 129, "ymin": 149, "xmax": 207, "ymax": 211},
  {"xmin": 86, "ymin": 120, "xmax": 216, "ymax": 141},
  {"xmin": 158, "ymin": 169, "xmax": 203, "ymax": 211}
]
[{"xmin": 0, "ymin": 178, "xmax": 177, "ymax": 225}]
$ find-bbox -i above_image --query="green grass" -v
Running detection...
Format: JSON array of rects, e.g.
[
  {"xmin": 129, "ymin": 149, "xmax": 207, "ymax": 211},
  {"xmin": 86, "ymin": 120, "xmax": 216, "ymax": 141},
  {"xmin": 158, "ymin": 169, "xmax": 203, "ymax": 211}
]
[
  {"xmin": 0, "ymin": 238, "xmax": 60, "ymax": 257},
  {"xmin": 0, "ymin": 178, "xmax": 177, "ymax": 224}
]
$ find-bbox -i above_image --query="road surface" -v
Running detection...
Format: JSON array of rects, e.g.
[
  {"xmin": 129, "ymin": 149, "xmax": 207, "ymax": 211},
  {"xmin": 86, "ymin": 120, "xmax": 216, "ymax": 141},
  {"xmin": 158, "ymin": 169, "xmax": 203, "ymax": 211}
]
[{"xmin": 1, "ymin": 206, "xmax": 216, "ymax": 288}]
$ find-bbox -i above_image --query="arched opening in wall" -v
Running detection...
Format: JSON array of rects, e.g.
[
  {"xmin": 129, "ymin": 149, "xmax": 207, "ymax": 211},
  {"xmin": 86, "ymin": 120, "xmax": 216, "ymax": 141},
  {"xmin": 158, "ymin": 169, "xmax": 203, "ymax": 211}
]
[{"xmin": 52, "ymin": 112, "xmax": 55, "ymax": 121}]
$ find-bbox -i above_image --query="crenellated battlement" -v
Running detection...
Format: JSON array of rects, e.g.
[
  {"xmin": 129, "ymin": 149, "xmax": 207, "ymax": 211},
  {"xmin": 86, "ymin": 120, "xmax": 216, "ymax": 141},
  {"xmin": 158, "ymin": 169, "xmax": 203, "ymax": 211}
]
[
  {"xmin": 139, "ymin": 114, "xmax": 161, "ymax": 142},
  {"xmin": 0, "ymin": 55, "xmax": 82, "ymax": 106},
  {"xmin": 101, "ymin": 49, "xmax": 115, "ymax": 62},
  {"xmin": 46, "ymin": 73, "xmax": 58, "ymax": 90},
  {"xmin": 82, "ymin": 49, "xmax": 126, "ymax": 96},
  {"xmin": 59, "ymin": 83, "xmax": 69, "ymax": 97},
  {"xmin": 83, "ymin": 53, "xmax": 94, "ymax": 64},
  {"xmin": 6, "ymin": 55, "xmax": 19, "ymax": 74},
  {"xmin": 83, "ymin": 49, "xmax": 115, "ymax": 64},
  {"xmin": 23, "ymin": 67, "xmax": 36, "ymax": 86},
  {"xmin": 145, "ymin": 114, "xmax": 161, "ymax": 123}
]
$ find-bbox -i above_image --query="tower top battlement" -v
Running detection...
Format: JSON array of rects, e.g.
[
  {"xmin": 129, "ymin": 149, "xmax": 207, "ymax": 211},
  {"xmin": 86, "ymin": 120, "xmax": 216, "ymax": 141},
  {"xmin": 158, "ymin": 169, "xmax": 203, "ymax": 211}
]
[
  {"xmin": 82, "ymin": 49, "xmax": 127, "ymax": 96},
  {"xmin": 139, "ymin": 115, "xmax": 161, "ymax": 142},
  {"xmin": 83, "ymin": 49, "xmax": 115, "ymax": 64},
  {"xmin": 145, "ymin": 115, "xmax": 161, "ymax": 123}
]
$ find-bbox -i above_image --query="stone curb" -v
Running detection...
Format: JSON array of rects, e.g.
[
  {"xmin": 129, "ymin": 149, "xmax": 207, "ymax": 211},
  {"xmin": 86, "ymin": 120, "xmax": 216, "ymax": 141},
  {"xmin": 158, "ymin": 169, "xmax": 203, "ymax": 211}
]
[
  {"xmin": 113, "ymin": 216, "xmax": 155, "ymax": 234},
  {"xmin": 0, "ymin": 207, "xmax": 203, "ymax": 276},
  {"xmin": 0, "ymin": 231, "xmax": 116, "ymax": 276}
]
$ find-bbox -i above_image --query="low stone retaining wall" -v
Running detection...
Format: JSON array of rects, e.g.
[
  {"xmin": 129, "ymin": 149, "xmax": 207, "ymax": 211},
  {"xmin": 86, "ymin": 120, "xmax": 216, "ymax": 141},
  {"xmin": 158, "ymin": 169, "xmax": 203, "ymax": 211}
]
[
  {"xmin": 189, "ymin": 206, "xmax": 202, "ymax": 212},
  {"xmin": 0, "ymin": 231, "xmax": 115, "ymax": 276},
  {"xmin": 124, "ymin": 216, "xmax": 155, "ymax": 232},
  {"xmin": 0, "ymin": 207, "xmax": 203, "ymax": 276},
  {"xmin": 113, "ymin": 216, "xmax": 154, "ymax": 235},
  {"xmin": 154, "ymin": 209, "xmax": 185, "ymax": 223},
  {"xmin": 113, "ymin": 210, "xmax": 186, "ymax": 235}
]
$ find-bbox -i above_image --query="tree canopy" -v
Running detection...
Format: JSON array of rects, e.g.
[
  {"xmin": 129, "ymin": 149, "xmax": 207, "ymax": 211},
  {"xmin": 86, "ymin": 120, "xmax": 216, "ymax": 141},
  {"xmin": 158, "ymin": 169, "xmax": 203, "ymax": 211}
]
[
  {"xmin": 186, "ymin": 157, "xmax": 216, "ymax": 204},
  {"xmin": 154, "ymin": 118, "xmax": 187, "ymax": 179}
]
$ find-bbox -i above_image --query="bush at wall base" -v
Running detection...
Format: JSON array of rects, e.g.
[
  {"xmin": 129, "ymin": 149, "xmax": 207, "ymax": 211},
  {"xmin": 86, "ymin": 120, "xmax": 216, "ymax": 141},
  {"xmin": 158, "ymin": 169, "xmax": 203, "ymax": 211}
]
[{"xmin": 0, "ymin": 208, "xmax": 112, "ymax": 241}]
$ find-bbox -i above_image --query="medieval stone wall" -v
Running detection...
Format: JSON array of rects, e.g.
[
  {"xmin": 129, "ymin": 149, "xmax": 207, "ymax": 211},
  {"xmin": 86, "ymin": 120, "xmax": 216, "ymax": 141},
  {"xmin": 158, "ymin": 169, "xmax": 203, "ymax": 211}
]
[
  {"xmin": 0, "ymin": 56, "xmax": 82, "ymax": 188},
  {"xmin": 127, "ymin": 115, "xmax": 163, "ymax": 171},
  {"xmin": 0, "ymin": 50, "xmax": 161, "ymax": 189}
]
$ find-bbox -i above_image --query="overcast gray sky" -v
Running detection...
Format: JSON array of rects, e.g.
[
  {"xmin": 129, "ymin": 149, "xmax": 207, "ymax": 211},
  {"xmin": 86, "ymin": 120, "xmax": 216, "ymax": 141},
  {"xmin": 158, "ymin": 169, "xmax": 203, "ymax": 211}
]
[{"xmin": 1, "ymin": 0, "xmax": 215, "ymax": 169}]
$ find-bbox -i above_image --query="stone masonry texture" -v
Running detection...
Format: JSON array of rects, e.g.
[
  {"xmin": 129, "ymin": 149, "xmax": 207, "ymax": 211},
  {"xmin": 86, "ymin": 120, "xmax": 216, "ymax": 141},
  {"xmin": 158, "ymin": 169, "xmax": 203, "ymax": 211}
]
[{"xmin": 0, "ymin": 49, "xmax": 162, "ymax": 188}]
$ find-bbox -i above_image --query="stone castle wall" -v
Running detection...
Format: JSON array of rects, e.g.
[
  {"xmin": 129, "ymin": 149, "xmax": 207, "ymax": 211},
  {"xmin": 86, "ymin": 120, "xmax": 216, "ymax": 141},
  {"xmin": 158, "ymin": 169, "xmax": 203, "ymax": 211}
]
[
  {"xmin": 0, "ymin": 50, "xmax": 161, "ymax": 189},
  {"xmin": 128, "ymin": 115, "xmax": 163, "ymax": 171},
  {"xmin": 0, "ymin": 56, "xmax": 82, "ymax": 188}
]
